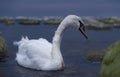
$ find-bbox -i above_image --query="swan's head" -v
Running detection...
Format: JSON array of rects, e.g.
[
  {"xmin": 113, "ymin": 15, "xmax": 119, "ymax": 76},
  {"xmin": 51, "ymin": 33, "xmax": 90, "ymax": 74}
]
[{"xmin": 63, "ymin": 15, "xmax": 88, "ymax": 39}]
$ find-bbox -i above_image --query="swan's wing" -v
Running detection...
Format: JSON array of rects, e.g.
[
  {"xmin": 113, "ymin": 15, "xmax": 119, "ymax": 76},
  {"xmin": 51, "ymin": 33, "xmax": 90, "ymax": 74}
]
[
  {"xmin": 14, "ymin": 37, "xmax": 52, "ymax": 69},
  {"xmin": 27, "ymin": 38, "xmax": 52, "ymax": 59}
]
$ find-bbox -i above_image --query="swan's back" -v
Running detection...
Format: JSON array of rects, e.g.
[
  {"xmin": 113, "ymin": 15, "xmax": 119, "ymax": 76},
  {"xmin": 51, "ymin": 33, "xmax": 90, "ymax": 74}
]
[{"xmin": 14, "ymin": 37, "xmax": 52, "ymax": 70}]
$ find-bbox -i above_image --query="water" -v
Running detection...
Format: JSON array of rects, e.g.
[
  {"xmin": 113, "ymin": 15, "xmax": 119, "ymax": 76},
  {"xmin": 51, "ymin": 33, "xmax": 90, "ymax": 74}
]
[
  {"xmin": 0, "ymin": 0, "xmax": 120, "ymax": 17},
  {"xmin": 0, "ymin": 23, "xmax": 120, "ymax": 77}
]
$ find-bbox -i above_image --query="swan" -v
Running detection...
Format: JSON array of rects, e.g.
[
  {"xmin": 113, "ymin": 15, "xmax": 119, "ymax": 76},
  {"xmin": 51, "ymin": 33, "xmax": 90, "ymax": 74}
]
[{"xmin": 14, "ymin": 15, "xmax": 88, "ymax": 71}]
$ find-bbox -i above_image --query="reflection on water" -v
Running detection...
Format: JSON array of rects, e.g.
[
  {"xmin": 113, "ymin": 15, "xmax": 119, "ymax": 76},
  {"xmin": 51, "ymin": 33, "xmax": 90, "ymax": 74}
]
[{"xmin": 0, "ymin": 24, "xmax": 120, "ymax": 77}]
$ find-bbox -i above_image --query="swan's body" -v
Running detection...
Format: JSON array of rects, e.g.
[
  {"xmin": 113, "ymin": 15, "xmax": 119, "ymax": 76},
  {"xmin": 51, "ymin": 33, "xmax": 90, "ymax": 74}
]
[{"xmin": 14, "ymin": 15, "xmax": 88, "ymax": 71}]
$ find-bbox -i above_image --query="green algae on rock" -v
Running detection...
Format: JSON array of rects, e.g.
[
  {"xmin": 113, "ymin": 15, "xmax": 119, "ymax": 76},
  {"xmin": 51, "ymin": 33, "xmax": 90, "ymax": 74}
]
[
  {"xmin": 100, "ymin": 41, "xmax": 120, "ymax": 77},
  {"xmin": 0, "ymin": 33, "xmax": 7, "ymax": 61}
]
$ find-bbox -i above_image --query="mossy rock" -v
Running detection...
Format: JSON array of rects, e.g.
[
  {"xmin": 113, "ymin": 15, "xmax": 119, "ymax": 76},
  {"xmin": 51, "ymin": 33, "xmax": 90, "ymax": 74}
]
[
  {"xmin": 17, "ymin": 19, "xmax": 41, "ymax": 25},
  {"xmin": 86, "ymin": 48, "xmax": 108, "ymax": 62},
  {"xmin": 100, "ymin": 41, "xmax": 120, "ymax": 77},
  {"xmin": 99, "ymin": 17, "xmax": 120, "ymax": 28},
  {"xmin": 16, "ymin": 18, "xmax": 41, "ymax": 25},
  {"xmin": 0, "ymin": 33, "xmax": 7, "ymax": 61},
  {"xmin": 0, "ymin": 18, "xmax": 15, "ymax": 25},
  {"xmin": 100, "ymin": 17, "xmax": 120, "ymax": 24},
  {"xmin": 44, "ymin": 19, "xmax": 62, "ymax": 25}
]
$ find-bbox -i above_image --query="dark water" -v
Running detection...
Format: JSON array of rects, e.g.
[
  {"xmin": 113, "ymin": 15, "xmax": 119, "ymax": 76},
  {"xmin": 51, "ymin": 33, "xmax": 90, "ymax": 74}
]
[{"xmin": 0, "ymin": 23, "xmax": 120, "ymax": 77}]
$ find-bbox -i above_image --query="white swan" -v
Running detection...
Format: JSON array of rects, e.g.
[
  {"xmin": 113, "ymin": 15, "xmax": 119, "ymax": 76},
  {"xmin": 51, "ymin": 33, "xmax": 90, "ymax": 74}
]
[{"xmin": 14, "ymin": 15, "xmax": 88, "ymax": 71}]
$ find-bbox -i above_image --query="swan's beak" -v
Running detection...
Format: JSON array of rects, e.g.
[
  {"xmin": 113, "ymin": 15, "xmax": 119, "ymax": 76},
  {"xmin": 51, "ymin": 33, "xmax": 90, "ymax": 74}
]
[{"xmin": 79, "ymin": 26, "xmax": 88, "ymax": 39}]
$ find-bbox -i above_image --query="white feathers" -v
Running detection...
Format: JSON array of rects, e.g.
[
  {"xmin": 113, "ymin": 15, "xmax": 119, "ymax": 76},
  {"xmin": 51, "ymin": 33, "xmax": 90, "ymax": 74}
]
[
  {"xmin": 13, "ymin": 36, "xmax": 29, "ymax": 46},
  {"xmin": 14, "ymin": 37, "xmax": 52, "ymax": 70}
]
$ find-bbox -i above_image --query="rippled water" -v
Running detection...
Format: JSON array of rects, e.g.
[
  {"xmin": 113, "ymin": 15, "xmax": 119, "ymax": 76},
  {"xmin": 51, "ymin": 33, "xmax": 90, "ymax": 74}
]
[{"xmin": 0, "ymin": 24, "xmax": 120, "ymax": 77}]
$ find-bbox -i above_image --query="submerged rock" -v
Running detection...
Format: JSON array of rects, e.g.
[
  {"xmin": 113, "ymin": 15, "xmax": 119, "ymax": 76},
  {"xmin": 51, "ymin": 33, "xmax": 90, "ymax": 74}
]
[
  {"xmin": 86, "ymin": 48, "xmax": 108, "ymax": 62},
  {"xmin": 100, "ymin": 41, "xmax": 120, "ymax": 77},
  {"xmin": 0, "ymin": 33, "xmax": 7, "ymax": 61}
]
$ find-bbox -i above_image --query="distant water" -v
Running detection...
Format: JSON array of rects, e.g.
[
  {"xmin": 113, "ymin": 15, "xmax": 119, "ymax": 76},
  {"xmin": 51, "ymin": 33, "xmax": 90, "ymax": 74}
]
[
  {"xmin": 0, "ymin": 0, "xmax": 120, "ymax": 17},
  {"xmin": 0, "ymin": 23, "xmax": 120, "ymax": 77}
]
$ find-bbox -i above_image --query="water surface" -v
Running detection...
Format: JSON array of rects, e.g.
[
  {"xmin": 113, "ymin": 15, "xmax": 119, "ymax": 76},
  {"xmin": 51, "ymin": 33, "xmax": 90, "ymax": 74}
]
[
  {"xmin": 0, "ymin": 23, "xmax": 120, "ymax": 77},
  {"xmin": 0, "ymin": 0, "xmax": 120, "ymax": 17}
]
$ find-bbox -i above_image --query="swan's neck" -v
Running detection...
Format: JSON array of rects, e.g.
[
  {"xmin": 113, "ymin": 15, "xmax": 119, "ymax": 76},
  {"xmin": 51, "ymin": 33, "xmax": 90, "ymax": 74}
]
[{"xmin": 51, "ymin": 23, "xmax": 66, "ymax": 67}]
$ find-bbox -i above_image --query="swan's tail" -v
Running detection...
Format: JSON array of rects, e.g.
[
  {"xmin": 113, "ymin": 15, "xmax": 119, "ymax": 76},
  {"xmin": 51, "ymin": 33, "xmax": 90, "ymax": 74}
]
[{"xmin": 13, "ymin": 36, "xmax": 29, "ymax": 46}]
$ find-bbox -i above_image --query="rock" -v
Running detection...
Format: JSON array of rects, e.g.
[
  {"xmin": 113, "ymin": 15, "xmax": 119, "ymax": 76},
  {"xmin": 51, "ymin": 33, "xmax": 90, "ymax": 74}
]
[
  {"xmin": 83, "ymin": 17, "xmax": 113, "ymax": 30},
  {"xmin": 99, "ymin": 17, "xmax": 120, "ymax": 28},
  {"xmin": 44, "ymin": 19, "xmax": 62, "ymax": 25},
  {"xmin": 0, "ymin": 17, "xmax": 15, "ymax": 25},
  {"xmin": 0, "ymin": 33, "xmax": 7, "ymax": 61},
  {"xmin": 86, "ymin": 48, "xmax": 108, "ymax": 62},
  {"xmin": 17, "ymin": 19, "xmax": 41, "ymax": 25},
  {"xmin": 100, "ymin": 41, "xmax": 120, "ymax": 77},
  {"xmin": 15, "ymin": 17, "xmax": 41, "ymax": 25}
]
